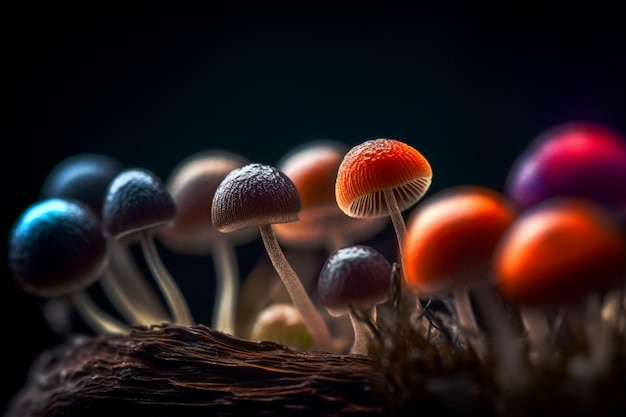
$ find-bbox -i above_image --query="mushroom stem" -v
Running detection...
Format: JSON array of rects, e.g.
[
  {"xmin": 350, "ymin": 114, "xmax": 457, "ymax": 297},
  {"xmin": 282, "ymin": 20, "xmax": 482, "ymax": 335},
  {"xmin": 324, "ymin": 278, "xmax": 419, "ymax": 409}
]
[
  {"xmin": 471, "ymin": 280, "xmax": 530, "ymax": 392},
  {"xmin": 348, "ymin": 309, "xmax": 374, "ymax": 355},
  {"xmin": 70, "ymin": 291, "xmax": 131, "ymax": 336},
  {"xmin": 581, "ymin": 293, "xmax": 614, "ymax": 380},
  {"xmin": 259, "ymin": 224, "xmax": 334, "ymax": 352},
  {"xmin": 383, "ymin": 188, "xmax": 407, "ymax": 261},
  {"xmin": 452, "ymin": 286, "xmax": 487, "ymax": 362},
  {"xmin": 140, "ymin": 231, "xmax": 195, "ymax": 326},
  {"xmin": 210, "ymin": 237, "xmax": 240, "ymax": 335},
  {"xmin": 99, "ymin": 239, "xmax": 171, "ymax": 325},
  {"xmin": 519, "ymin": 306, "xmax": 552, "ymax": 365}
]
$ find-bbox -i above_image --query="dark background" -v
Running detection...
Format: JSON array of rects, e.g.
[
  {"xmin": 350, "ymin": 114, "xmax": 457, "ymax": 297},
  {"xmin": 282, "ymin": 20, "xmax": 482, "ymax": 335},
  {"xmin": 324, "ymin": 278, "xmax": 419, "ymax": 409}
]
[{"xmin": 3, "ymin": 2, "xmax": 626, "ymax": 412}]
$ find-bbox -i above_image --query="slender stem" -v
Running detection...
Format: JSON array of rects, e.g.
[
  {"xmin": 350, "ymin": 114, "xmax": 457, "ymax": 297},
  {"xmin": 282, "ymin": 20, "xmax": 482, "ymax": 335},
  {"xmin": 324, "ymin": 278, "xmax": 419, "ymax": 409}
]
[
  {"xmin": 100, "ymin": 264, "xmax": 170, "ymax": 326},
  {"xmin": 70, "ymin": 290, "xmax": 131, "ymax": 335},
  {"xmin": 383, "ymin": 188, "xmax": 407, "ymax": 262},
  {"xmin": 520, "ymin": 306, "xmax": 552, "ymax": 365},
  {"xmin": 259, "ymin": 224, "xmax": 334, "ymax": 352},
  {"xmin": 472, "ymin": 280, "xmax": 530, "ymax": 392},
  {"xmin": 140, "ymin": 231, "xmax": 195, "ymax": 326},
  {"xmin": 452, "ymin": 286, "xmax": 487, "ymax": 362},
  {"xmin": 211, "ymin": 237, "xmax": 239, "ymax": 335},
  {"xmin": 382, "ymin": 188, "xmax": 423, "ymax": 321},
  {"xmin": 582, "ymin": 294, "xmax": 613, "ymax": 380},
  {"xmin": 106, "ymin": 240, "xmax": 171, "ymax": 323}
]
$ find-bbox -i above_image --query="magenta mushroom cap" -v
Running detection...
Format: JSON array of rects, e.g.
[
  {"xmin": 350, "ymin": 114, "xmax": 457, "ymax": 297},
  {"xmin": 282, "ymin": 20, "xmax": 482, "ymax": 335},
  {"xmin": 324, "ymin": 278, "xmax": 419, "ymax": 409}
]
[
  {"xmin": 8, "ymin": 198, "xmax": 108, "ymax": 298},
  {"xmin": 505, "ymin": 121, "xmax": 626, "ymax": 220},
  {"xmin": 103, "ymin": 168, "xmax": 177, "ymax": 241},
  {"xmin": 317, "ymin": 245, "xmax": 392, "ymax": 314}
]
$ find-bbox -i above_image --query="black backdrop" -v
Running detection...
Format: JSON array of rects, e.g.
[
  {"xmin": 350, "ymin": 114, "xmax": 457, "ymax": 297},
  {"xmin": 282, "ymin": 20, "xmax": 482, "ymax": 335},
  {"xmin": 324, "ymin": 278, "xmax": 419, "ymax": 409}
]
[{"xmin": 3, "ymin": 2, "xmax": 626, "ymax": 411}]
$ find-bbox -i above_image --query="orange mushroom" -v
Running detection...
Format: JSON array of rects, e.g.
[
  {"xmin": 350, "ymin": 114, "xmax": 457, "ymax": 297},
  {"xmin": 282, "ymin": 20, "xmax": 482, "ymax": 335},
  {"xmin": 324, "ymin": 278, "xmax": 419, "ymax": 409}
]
[
  {"xmin": 493, "ymin": 198, "xmax": 626, "ymax": 307},
  {"xmin": 335, "ymin": 138, "xmax": 432, "ymax": 262},
  {"xmin": 493, "ymin": 197, "xmax": 626, "ymax": 379},
  {"xmin": 402, "ymin": 185, "xmax": 522, "ymax": 370},
  {"xmin": 274, "ymin": 139, "xmax": 388, "ymax": 253}
]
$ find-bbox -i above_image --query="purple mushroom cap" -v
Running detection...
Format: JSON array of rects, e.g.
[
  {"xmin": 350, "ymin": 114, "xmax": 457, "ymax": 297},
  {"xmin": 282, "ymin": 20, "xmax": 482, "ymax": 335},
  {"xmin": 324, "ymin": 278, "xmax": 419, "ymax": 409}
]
[{"xmin": 505, "ymin": 122, "xmax": 626, "ymax": 221}]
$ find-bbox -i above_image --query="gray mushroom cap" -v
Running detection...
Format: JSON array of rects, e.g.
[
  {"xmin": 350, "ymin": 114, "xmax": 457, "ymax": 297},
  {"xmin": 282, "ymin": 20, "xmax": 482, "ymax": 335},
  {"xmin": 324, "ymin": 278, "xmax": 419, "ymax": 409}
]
[
  {"xmin": 212, "ymin": 163, "xmax": 302, "ymax": 233},
  {"xmin": 317, "ymin": 245, "xmax": 392, "ymax": 315},
  {"xmin": 103, "ymin": 168, "xmax": 176, "ymax": 241}
]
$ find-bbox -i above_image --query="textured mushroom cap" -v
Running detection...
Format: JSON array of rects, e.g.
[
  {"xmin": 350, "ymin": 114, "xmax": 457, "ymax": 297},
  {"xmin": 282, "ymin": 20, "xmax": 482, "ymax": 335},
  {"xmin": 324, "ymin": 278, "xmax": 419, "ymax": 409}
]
[
  {"xmin": 103, "ymin": 168, "xmax": 176, "ymax": 241},
  {"xmin": 274, "ymin": 140, "xmax": 388, "ymax": 247},
  {"xmin": 159, "ymin": 150, "xmax": 256, "ymax": 254},
  {"xmin": 493, "ymin": 198, "xmax": 626, "ymax": 306},
  {"xmin": 317, "ymin": 245, "xmax": 392, "ymax": 314},
  {"xmin": 505, "ymin": 121, "xmax": 626, "ymax": 220},
  {"xmin": 402, "ymin": 186, "xmax": 516, "ymax": 294},
  {"xmin": 40, "ymin": 153, "xmax": 124, "ymax": 219},
  {"xmin": 8, "ymin": 198, "xmax": 108, "ymax": 298},
  {"xmin": 336, "ymin": 138, "xmax": 433, "ymax": 218},
  {"xmin": 212, "ymin": 163, "xmax": 301, "ymax": 233}
]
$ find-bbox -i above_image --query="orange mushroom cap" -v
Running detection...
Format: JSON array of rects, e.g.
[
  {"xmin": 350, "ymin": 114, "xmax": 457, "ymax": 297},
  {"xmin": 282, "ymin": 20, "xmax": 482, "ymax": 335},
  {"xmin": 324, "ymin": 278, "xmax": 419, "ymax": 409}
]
[
  {"xmin": 335, "ymin": 138, "xmax": 432, "ymax": 218},
  {"xmin": 274, "ymin": 140, "xmax": 388, "ymax": 248},
  {"xmin": 402, "ymin": 185, "xmax": 516, "ymax": 294},
  {"xmin": 493, "ymin": 198, "xmax": 626, "ymax": 306}
]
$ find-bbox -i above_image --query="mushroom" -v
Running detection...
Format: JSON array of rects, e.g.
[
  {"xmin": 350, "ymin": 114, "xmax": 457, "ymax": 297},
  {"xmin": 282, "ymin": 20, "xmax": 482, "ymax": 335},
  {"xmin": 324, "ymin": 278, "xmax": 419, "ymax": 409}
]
[
  {"xmin": 212, "ymin": 162, "xmax": 334, "ymax": 351},
  {"xmin": 39, "ymin": 152, "xmax": 169, "ymax": 326},
  {"xmin": 8, "ymin": 198, "xmax": 129, "ymax": 335},
  {"xmin": 492, "ymin": 197, "xmax": 626, "ymax": 378},
  {"xmin": 250, "ymin": 303, "xmax": 313, "ymax": 351},
  {"xmin": 401, "ymin": 185, "xmax": 526, "ymax": 380},
  {"xmin": 317, "ymin": 245, "xmax": 392, "ymax": 355},
  {"xmin": 274, "ymin": 139, "xmax": 388, "ymax": 253},
  {"xmin": 504, "ymin": 121, "xmax": 626, "ymax": 222},
  {"xmin": 40, "ymin": 152, "xmax": 124, "ymax": 218},
  {"xmin": 335, "ymin": 138, "xmax": 432, "ymax": 320},
  {"xmin": 103, "ymin": 167, "xmax": 194, "ymax": 326},
  {"xmin": 158, "ymin": 149, "xmax": 256, "ymax": 335}
]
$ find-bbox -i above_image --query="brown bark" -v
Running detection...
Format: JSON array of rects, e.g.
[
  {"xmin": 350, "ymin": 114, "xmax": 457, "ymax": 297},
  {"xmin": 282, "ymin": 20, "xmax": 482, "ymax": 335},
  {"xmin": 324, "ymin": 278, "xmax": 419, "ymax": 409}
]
[{"xmin": 5, "ymin": 324, "xmax": 386, "ymax": 417}]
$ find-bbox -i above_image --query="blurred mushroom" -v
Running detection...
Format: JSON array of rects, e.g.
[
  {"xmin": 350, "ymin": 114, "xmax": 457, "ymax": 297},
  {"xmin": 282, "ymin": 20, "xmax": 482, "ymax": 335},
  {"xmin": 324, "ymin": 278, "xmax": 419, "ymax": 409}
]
[
  {"xmin": 103, "ymin": 167, "xmax": 194, "ymax": 326},
  {"xmin": 274, "ymin": 139, "xmax": 388, "ymax": 253},
  {"xmin": 39, "ymin": 152, "xmax": 169, "ymax": 326},
  {"xmin": 493, "ymin": 197, "xmax": 626, "ymax": 379},
  {"xmin": 212, "ymin": 162, "xmax": 334, "ymax": 351},
  {"xmin": 8, "ymin": 198, "xmax": 129, "ymax": 335},
  {"xmin": 402, "ymin": 185, "xmax": 525, "ymax": 382},
  {"xmin": 159, "ymin": 149, "xmax": 255, "ymax": 335},
  {"xmin": 250, "ymin": 302, "xmax": 313, "ymax": 351},
  {"xmin": 505, "ymin": 121, "xmax": 626, "ymax": 222}
]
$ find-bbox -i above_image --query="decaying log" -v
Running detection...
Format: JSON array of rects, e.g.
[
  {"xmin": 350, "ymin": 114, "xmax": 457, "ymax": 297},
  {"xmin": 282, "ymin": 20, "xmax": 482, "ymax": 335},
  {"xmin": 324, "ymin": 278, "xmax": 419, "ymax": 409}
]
[{"xmin": 5, "ymin": 324, "xmax": 386, "ymax": 417}]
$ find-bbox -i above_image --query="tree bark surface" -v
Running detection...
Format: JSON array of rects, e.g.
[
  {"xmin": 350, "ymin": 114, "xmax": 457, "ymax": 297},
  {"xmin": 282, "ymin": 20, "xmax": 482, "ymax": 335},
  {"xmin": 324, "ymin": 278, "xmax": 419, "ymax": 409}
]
[{"xmin": 5, "ymin": 324, "xmax": 385, "ymax": 417}]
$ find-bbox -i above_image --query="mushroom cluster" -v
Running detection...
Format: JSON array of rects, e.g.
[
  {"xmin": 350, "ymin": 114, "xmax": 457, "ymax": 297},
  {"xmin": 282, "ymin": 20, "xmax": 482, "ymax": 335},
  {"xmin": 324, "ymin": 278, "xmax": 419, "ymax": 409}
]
[{"xmin": 7, "ymin": 126, "xmax": 626, "ymax": 414}]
